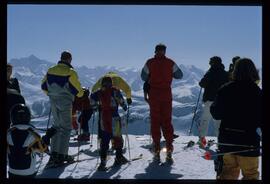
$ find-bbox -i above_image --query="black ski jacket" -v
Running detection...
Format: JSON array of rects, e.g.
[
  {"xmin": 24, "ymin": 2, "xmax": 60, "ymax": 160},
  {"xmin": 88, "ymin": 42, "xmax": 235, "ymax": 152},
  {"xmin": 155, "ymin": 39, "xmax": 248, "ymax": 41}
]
[
  {"xmin": 199, "ymin": 64, "xmax": 229, "ymax": 102},
  {"xmin": 210, "ymin": 81, "xmax": 262, "ymax": 157}
]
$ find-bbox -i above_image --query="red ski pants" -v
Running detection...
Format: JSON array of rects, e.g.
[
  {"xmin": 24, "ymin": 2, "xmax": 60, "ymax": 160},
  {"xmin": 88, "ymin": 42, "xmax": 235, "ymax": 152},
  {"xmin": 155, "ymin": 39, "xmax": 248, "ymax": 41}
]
[{"xmin": 149, "ymin": 99, "xmax": 174, "ymax": 152}]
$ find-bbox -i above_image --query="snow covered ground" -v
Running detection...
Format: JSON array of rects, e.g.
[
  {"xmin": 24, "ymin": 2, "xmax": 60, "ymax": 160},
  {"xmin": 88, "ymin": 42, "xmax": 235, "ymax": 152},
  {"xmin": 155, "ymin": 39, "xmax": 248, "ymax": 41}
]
[{"xmin": 31, "ymin": 131, "xmax": 261, "ymax": 180}]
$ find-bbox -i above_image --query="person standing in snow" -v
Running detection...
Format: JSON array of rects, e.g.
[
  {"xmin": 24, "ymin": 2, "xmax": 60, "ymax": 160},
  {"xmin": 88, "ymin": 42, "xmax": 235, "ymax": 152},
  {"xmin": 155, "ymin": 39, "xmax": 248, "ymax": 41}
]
[
  {"xmin": 90, "ymin": 76, "xmax": 129, "ymax": 171},
  {"xmin": 7, "ymin": 63, "xmax": 21, "ymax": 93},
  {"xmin": 7, "ymin": 104, "xmax": 56, "ymax": 178},
  {"xmin": 141, "ymin": 43, "xmax": 183, "ymax": 163},
  {"xmin": 197, "ymin": 56, "xmax": 229, "ymax": 147},
  {"xmin": 7, "ymin": 63, "xmax": 26, "ymax": 129},
  {"xmin": 71, "ymin": 87, "xmax": 93, "ymax": 141},
  {"xmin": 41, "ymin": 51, "xmax": 84, "ymax": 167},
  {"xmin": 143, "ymin": 81, "xmax": 179, "ymax": 140},
  {"xmin": 91, "ymin": 71, "xmax": 132, "ymax": 149},
  {"xmin": 210, "ymin": 58, "xmax": 261, "ymax": 180}
]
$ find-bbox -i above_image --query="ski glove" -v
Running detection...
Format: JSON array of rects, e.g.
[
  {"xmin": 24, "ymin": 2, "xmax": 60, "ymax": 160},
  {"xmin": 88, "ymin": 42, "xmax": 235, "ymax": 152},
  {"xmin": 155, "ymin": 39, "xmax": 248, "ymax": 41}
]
[
  {"xmin": 122, "ymin": 104, "xmax": 128, "ymax": 111},
  {"xmin": 143, "ymin": 82, "xmax": 150, "ymax": 93},
  {"xmin": 42, "ymin": 127, "xmax": 57, "ymax": 145},
  {"xmin": 127, "ymin": 98, "xmax": 132, "ymax": 105}
]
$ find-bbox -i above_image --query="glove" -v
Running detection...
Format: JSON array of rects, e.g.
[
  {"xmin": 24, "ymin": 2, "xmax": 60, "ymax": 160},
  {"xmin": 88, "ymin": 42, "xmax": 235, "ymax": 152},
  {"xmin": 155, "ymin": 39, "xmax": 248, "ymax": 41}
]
[
  {"xmin": 143, "ymin": 82, "xmax": 150, "ymax": 93},
  {"xmin": 127, "ymin": 98, "xmax": 132, "ymax": 105},
  {"xmin": 42, "ymin": 127, "xmax": 57, "ymax": 145},
  {"xmin": 122, "ymin": 104, "xmax": 128, "ymax": 112}
]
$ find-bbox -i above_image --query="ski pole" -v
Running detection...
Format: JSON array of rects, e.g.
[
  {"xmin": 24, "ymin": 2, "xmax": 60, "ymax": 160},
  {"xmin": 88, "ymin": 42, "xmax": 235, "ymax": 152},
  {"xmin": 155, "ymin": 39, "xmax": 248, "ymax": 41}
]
[
  {"xmin": 188, "ymin": 87, "xmax": 202, "ymax": 136},
  {"xmin": 37, "ymin": 107, "xmax": 51, "ymax": 174},
  {"xmin": 204, "ymin": 147, "xmax": 262, "ymax": 160},
  {"xmin": 46, "ymin": 107, "xmax": 52, "ymax": 130},
  {"xmin": 90, "ymin": 111, "xmax": 95, "ymax": 148},
  {"xmin": 126, "ymin": 105, "xmax": 131, "ymax": 161}
]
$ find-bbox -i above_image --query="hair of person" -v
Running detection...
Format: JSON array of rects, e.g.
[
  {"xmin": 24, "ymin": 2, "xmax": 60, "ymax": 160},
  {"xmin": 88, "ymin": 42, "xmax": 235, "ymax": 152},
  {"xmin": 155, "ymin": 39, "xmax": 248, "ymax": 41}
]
[
  {"xmin": 232, "ymin": 56, "xmax": 241, "ymax": 64},
  {"xmin": 155, "ymin": 43, "xmax": 167, "ymax": 53},
  {"xmin": 7, "ymin": 63, "xmax": 12, "ymax": 68},
  {"xmin": 232, "ymin": 58, "xmax": 260, "ymax": 82}
]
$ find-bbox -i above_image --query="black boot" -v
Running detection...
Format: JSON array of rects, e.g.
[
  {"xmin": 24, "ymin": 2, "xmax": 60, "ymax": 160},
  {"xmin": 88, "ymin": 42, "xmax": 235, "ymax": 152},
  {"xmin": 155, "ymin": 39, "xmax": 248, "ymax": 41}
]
[
  {"xmin": 114, "ymin": 149, "xmax": 129, "ymax": 166},
  {"xmin": 97, "ymin": 149, "xmax": 108, "ymax": 171},
  {"xmin": 58, "ymin": 154, "xmax": 74, "ymax": 163},
  {"xmin": 46, "ymin": 152, "xmax": 59, "ymax": 167},
  {"xmin": 166, "ymin": 151, "xmax": 174, "ymax": 165}
]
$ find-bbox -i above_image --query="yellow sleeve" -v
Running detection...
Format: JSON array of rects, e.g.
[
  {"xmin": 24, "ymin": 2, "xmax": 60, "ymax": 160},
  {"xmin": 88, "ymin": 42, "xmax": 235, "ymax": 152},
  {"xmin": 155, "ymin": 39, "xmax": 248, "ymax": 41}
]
[
  {"xmin": 91, "ymin": 78, "xmax": 102, "ymax": 92},
  {"xmin": 69, "ymin": 70, "xmax": 84, "ymax": 97},
  {"xmin": 114, "ymin": 76, "xmax": 132, "ymax": 99}
]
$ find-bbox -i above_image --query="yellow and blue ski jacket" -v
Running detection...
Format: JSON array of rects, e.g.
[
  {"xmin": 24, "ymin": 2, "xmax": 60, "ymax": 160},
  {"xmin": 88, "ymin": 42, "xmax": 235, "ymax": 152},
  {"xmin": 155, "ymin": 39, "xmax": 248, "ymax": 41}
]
[
  {"xmin": 91, "ymin": 72, "xmax": 131, "ymax": 99},
  {"xmin": 41, "ymin": 61, "xmax": 84, "ymax": 101}
]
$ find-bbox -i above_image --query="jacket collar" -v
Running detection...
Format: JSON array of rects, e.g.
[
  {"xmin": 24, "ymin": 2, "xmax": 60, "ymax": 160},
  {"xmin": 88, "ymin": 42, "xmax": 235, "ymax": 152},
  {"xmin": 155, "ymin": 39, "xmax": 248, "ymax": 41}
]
[{"xmin": 58, "ymin": 60, "xmax": 73, "ymax": 68}]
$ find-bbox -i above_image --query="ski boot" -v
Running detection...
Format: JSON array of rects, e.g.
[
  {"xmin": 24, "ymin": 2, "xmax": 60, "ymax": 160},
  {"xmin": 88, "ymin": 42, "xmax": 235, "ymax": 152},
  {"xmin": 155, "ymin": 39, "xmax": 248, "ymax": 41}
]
[
  {"xmin": 97, "ymin": 159, "xmax": 107, "ymax": 171},
  {"xmin": 173, "ymin": 134, "xmax": 179, "ymax": 139},
  {"xmin": 45, "ymin": 152, "xmax": 59, "ymax": 168},
  {"xmin": 153, "ymin": 151, "xmax": 161, "ymax": 162},
  {"xmin": 197, "ymin": 136, "xmax": 207, "ymax": 149},
  {"xmin": 166, "ymin": 152, "xmax": 174, "ymax": 165},
  {"xmin": 54, "ymin": 154, "xmax": 74, "ymax": 166},
  {"xmin": 114, "ymin": 149, "xmax": 129, "ymax": 166}
]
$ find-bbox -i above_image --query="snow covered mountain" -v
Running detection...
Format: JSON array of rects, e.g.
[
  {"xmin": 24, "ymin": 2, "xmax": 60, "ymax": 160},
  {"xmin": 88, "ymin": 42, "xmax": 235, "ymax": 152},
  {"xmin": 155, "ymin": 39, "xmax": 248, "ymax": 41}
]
[{"xmin": 9, "ymin": 55, "xmax": 213, "ymax": 135}]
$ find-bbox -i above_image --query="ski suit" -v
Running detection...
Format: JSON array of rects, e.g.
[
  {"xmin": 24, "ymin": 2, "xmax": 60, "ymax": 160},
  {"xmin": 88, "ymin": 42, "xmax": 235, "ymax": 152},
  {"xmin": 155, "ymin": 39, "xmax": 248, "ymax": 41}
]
[
  {"xmin": 198, "ymin": 63, "xmax": 228, "ymax": 137},
  {"xmin": 7, "ymin": 124, "xmax": 47, "ymax": 178},
  {"xmin": 41, "ymin": 61, "xmax": 83, "ymax": 155},
  {"xmin": 72, "ymin": 94, "xmax": 93, "ymax": 134},
  {"xmin": 91, "ymin": 72, "xmax": 132, "ymax": 145},
  {"xmin": 90, "ymin": 87, "xmax": 127, "ymax": 159},
  {"xmin": 141, "ymin": 55, "xmax": 183, "ymax": 152}
]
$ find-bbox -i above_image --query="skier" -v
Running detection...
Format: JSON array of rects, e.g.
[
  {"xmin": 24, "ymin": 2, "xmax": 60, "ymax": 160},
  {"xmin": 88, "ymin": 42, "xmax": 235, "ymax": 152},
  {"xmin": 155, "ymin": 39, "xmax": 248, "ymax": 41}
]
[
  {"xmin": 197, "ymin": 56, "xmax": 229, "ymax": 147},
  {"xmin": 210, "ymin": 58, "xmax": 261, "ymax": 180},
  {"xmin": 7, "ymin": 63, "xmax": 21, "ymax": 93},
  {"xmin": 72, "ymin": 87, "xmax": 93, "ymax": 141},
  {"xmin": 91, "ymin": 71, "xmax": 132, "ymax": 150},
  {"xmin": 143, "ymin": 81, "xmax": 179, "ymax": 139},
  {"xmin": 90, "ymin": 76, "xmax": 129, "ymax": 171},
  {"xmin": 228, "ymin": 56, "xmax": 240, "ymax": 80},
  {"xmin": 41, "ymin": 51, "xmax": 84, "ymax": 167},
  {"xmin": 7, "ymin": 63, "xmax": 25, "ymax": 129},
  {"xmin": 7, "ymin": 104, "xmax": 56, "ymax": 178},
  {"xmin": 141, "ymin": 43, "xmax": 183, "ymax": 163}
]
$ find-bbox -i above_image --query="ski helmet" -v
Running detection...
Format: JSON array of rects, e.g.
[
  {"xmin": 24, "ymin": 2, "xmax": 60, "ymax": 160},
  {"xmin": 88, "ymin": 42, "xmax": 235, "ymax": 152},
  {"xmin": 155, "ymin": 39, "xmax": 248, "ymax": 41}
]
[{"xmin": 10, "ymin": 104, "xmax": 31, "ymax": 125}]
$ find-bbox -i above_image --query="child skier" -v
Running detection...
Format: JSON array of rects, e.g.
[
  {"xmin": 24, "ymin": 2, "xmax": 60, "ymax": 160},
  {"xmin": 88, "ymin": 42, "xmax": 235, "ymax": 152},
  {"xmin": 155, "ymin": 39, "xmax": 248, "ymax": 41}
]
[
  {"xmin": 90, "ymin": 76, "xmax": 129, "ymax": 171},
  {"xmin": 72, "ymin": 87, "xmax": 93, "ymax": 141},
  {"xmin": 7, "ymin": 104, "xmax": 56, "ymax": 178}
]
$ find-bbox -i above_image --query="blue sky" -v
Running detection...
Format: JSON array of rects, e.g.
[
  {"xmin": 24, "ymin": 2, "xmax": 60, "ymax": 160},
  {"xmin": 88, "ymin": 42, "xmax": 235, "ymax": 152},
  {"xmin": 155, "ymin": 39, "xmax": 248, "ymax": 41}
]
[{"xmin": 8, "ymin": 5, "xmax": 262, "ymax": 70}]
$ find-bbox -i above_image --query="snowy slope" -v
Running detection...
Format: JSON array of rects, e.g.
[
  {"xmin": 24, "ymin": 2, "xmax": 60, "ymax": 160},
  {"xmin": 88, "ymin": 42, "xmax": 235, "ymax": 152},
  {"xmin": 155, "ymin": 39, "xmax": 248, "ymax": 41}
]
[
  {"xmin": 34, "ymin": 133, "xmax": 261, "ymax": 179},
  {"xmin": 29, "ymin": 116, "xmax": 262, "ymax": 180}
]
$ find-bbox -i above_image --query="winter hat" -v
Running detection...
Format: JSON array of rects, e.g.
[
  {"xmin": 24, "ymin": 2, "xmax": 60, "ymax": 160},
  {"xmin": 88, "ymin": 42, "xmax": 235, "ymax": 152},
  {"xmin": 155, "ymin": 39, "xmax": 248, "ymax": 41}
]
[
  {"xmin": 10, "ymin": 104, "xmax": 31, "ymax": 125},
  {"xmin": 61, "ymin": 51, "xmax": 72, "ymax": 61},
  {"xmin": 209, "ymin": 56, "xmax": 222, "ymax": 66},
  {"xmin": 101, "ymin": 76, "xmax": 113, "ymax": 88},
  {"xmin": 155, "ymin": 43, "xmax": 166, "ymax": 53}
]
